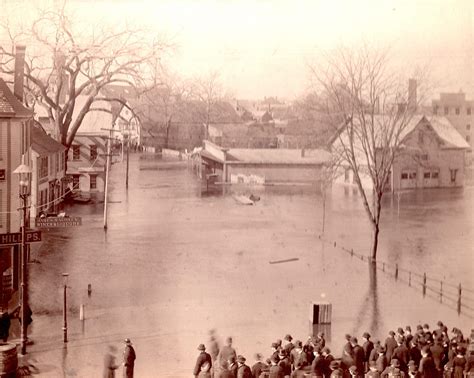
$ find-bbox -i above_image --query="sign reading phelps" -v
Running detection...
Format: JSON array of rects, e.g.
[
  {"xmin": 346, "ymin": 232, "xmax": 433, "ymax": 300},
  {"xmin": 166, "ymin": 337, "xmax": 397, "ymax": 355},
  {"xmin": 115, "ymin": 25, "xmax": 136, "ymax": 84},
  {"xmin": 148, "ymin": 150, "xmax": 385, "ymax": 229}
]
[
  {"xmin": 0, "ymin": 231, "xmax": 42, "ymax": 245},
  {"xmin": 36, "ymin": 217, "xmax": 82, "ymax": 228}
]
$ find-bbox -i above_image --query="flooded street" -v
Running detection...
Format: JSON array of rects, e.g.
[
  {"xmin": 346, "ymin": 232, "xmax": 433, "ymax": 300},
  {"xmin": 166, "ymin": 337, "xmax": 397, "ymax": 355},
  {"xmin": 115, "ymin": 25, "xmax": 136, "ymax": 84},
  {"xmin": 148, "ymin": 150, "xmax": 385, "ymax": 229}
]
[{"xmin": 26, "ymin": 154, "xmax": 473, "ymax": 377}]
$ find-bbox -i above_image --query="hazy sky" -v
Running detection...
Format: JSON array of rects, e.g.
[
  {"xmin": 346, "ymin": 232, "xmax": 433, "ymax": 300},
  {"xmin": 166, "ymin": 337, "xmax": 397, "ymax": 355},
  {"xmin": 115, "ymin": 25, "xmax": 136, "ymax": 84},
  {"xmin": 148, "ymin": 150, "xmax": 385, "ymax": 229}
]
[{"xmin": 2, "ymin": 0, "xmax": 473, "ymax": 100}]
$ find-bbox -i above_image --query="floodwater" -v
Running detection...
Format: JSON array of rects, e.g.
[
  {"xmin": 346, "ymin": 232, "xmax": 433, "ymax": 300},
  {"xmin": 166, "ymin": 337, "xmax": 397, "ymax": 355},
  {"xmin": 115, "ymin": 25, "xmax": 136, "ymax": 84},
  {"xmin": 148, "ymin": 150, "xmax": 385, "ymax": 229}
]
[{"xmin": 25, "ymin": 154, "xmax": 473, "ymax": 377}]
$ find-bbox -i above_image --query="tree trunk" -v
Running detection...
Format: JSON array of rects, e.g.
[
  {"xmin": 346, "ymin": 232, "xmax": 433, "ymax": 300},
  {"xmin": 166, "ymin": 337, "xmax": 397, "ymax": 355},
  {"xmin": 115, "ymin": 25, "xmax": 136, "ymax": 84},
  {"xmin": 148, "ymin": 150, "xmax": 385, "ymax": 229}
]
[{"xmin": 370, "ymin": 222, "xmax": 380, "ymax": 263}]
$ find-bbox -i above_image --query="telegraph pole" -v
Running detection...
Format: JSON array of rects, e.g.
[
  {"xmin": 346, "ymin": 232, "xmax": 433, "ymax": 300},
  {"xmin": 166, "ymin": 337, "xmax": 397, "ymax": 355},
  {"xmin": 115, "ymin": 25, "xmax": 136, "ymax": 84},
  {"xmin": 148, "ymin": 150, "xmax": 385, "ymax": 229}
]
[{"xmin": 101, "ymin": 128, "xmax": 115, "ymax": 230}]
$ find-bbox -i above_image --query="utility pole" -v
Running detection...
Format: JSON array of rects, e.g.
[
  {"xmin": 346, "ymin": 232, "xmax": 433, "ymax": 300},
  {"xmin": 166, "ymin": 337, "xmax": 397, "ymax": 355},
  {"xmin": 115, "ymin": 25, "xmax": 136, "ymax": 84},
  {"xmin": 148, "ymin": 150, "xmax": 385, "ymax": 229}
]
[
  {"xmin": 101, "ymin": 128, "xmax": 115, "ymax": 230},
  {"xmin": 126, "ymin": 131, "xmax": 129, "ymax": 190}
]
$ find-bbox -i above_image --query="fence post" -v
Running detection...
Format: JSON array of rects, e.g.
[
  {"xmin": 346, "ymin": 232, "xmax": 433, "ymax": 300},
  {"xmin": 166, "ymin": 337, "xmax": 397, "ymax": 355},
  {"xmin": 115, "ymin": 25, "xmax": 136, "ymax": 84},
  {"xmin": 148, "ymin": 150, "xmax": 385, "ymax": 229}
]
[
  {"xmin": 395, "ymin": 264, "xmax": 399, "ymax": 280},
  {"xmin": 440, "ymin": 281, "xmax": 443, "ymax": 303},
  {"xmin": 457, "ymin": 284, "xmax": 462, "ymax": 315},
  {"xmin": 383, "ymin": 262, "xmax": 385, "ymax": 272},
  {"xmin": 422, "ymin": 273, "xmax": 427, "ymax": 297},
  {"xmin": 409, "ymin": 271, "xmax": 411, "ymax": 287}
]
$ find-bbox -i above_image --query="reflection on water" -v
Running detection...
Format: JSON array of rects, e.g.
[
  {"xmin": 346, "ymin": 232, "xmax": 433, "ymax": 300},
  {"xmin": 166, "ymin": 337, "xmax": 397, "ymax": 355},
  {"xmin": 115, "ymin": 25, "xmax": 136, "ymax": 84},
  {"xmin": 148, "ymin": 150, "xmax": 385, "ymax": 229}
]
[{"xmin": 28, "ymin": 155, "xmax": 474, "ymax": 376}]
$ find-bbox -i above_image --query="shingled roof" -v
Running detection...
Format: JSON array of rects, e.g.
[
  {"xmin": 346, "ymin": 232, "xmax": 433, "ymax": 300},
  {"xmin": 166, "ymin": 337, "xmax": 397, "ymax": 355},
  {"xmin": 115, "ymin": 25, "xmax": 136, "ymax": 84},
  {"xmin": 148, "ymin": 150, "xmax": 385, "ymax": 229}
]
[
  {"xmin": 31, "ymin": 126, "xmax": 65, "ymax": 155},
  {"xmin": 0, "ymin": 78, "xmax": 33, "ymax": 118}
]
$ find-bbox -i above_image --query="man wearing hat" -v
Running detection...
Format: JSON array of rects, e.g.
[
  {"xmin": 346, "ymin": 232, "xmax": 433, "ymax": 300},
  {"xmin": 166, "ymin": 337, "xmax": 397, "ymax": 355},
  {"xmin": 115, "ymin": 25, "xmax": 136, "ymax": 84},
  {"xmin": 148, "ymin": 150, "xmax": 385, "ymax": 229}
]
[
  {"xmin": 363, "ymin": 333, "xmax": 374, "ymax": 369},
  {"xmin": 418, "ymin": 346, "xmax": 436, "ymax": 377},
  {"xmin": 380, "ymin": 359, "xmax": 402, "ymax": 377},
  {"xmin": 385, "ymin": 331, "xmax": 398, "ymax": 364},
  {"xmin": 236, "ymin": 355, "xmax": 252, "ymax": 378},
  {"xmin": 329, "ymin": 360, "xmax": 343, "ymax": 377},
  {"xmin": 393, "ymin": 336, "xmax": 409, "ymax": 374},
  {"xmin": 429, "ymin": 337, "xmax": 445, "ymax": 375},
  {"xmin": 251, "ymin": 353, "xmax": 268, "ymax": 378},
  {"xmin": 283, "ymin": 334, "xmax": 294, "ymax": 355},
  {"xmin": 218, "ymin": 337, "xmax": 237, "ymax": 370},
  {"xmin": 375, "ymin": 346, "xmax": 387, "ymax": 374},
  {"xmin": 311, "ymin": 346, "xmax": 325, "ymax": 378},
  {"xmin": 350, "ymin": 337, "xmax": 365, "ymax": 377},
  {"xmin": 278, "ymin": 348, "xmax": 291, "ymax": 376},
  {"xmin": 122, "ymin": 338, "xmax": 136, "ymax": 378},
  {"xmin": 407, "ymin": 361, "xmax": 420, "ymax": 378},
  {"xmin": 194, "ymin": 344, "xmax": 212, "ymax": 377},
  {"xmin": 366, "ymin": 361, "xmax": 381, "ymax": 377},
  {"xmin": 268, "ymin": 354, "xmax": 284, "ymax": 378}
]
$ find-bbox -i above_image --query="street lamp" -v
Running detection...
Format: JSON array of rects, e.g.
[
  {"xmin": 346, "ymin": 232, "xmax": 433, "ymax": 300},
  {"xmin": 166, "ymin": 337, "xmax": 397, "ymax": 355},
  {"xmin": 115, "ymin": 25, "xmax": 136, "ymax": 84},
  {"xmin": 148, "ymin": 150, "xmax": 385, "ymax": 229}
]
[
  {"xmin": 62, "ymin": 273, "xmax": 69, "ymax": 343},
  {"xmin": 13, "ymin": 161, "xmax": 32, "ymax": 355}
]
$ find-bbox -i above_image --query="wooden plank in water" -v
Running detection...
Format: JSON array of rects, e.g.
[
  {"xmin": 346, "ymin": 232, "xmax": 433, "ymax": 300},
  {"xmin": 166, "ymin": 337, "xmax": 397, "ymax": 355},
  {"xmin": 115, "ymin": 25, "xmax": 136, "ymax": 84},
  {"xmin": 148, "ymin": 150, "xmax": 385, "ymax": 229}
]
[{"xmin": 269, "ymin": 258, "xmax": 299, "ymax": 264}]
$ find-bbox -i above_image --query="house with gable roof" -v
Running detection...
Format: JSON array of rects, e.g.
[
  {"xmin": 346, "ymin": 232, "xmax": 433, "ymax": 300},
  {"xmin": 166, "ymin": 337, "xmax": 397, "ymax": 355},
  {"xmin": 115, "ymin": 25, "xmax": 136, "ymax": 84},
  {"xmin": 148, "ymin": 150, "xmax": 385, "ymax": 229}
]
[{"xmin": 331, "ymin": 114, "xmax": 470, "ymax": 191}]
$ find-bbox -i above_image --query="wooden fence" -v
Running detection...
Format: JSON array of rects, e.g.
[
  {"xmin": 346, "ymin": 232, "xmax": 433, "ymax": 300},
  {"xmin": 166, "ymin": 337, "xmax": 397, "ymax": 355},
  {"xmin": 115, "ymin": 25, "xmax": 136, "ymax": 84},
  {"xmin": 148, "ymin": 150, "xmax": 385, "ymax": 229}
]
[{"xmin": 318, "ymin": 235, "xmax": 474, "ymax": 319}]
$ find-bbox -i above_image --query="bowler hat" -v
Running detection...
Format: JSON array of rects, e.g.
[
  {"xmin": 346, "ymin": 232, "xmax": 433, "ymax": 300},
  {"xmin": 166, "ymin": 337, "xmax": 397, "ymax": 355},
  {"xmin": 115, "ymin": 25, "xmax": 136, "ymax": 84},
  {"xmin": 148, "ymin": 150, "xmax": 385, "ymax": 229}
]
[
  {"xmin": 405, "ymin": 326, "xmax": 412, "ymax": 331},
  {"xmin": 362, "ymin": 332, "xmax": 371, "ymax": 339},
  {"xmin": 237, "ymin": 355, "xmax": 246, "ymax": 363},
  {"xmin": 124, "ymin": 338, "xmax": 132, "ymax": 345},
  {"xmin": 294, "ymin": 340, "xmax": 302, "ymax": 348},
  {"xmin": 329, "ymin": 360, "xmax": 340, "ymax": 369},
  {"xmin": 389, "ymin": 331, "xmax": 395, "ymax": 336},
  {"xmin": 271, "ymin": 342, "xmax": 279, "ymax": 349},
  {"xmin": 390, "ymin": 359, "xmax": 400, "ymax": 367},
  {"xmin": 197, "ymin": 344, "xmax": 206, "ymax": 351},
  {"xmin": 350, "ymin": 337, "xmax": 358, "ymax": 344},
  {"xmin": 284, "ymin": 334, "xmax": 293, "ymax": 341}
]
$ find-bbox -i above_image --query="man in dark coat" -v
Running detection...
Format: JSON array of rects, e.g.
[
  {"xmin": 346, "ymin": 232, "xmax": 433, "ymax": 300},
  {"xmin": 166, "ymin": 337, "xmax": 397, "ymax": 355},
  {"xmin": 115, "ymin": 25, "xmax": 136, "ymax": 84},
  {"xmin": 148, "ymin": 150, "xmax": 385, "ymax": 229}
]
[
  {"xmin": 418, "ymin": 346, "xmax": 436, "ymax": 378},
  {"xmin": 384, "ymin": 331, "xmax": 398, "ymax": 363},
  {"xmin": 362, "ymin": 333, "xmax": 374, "ymax": 368},
  {"xmin": 269, "ymin": 355, "xmax": 285, "ymax": 378},
  {"xmin": 351, "ymin": 337, "xmax": 365, "ymax": 377},
  {"xmin": 122, "ymin": 338, "xmax": 136, "ymax": 378},
  {"xmin": 195, "ymin": 344, "xmax": 213, "ymax": 377},
  {"xmin": 429, "ymin": 337, "xmax": 445, "ymax": 376},
  {"xmin": 408, "ymin": 340, "xmax": 422, "ymax": 368},
  {"xmin": 322, "ymin": 347, "xmax": 334, "ymax": 378},
  {"xmin": 228, "ymin": 356, "xmax": 238, "ymax": 377},
  {"xmin": 278, "ymin": 349, "xmax": 291, "ymax": 377},
  {"xmin": 393, "ymin": 337, "xmax": 410, "ymax": 374},
  {"xmin": 236, "ymin": 355, "xmax": 252, "ymax": 378},
  {"xmin": 219, "ymin": 337, "xmax": 237, "ymax": 370},
  {"xmin": 311, "ymin": 347, "xmax": 325, "ymax": 377},
  {"xmin": 283, "ymin": 334, "xmax": 294, "ymax": 355},
  {"xmin": 251, "ymin": 353, "xmax": 267, "ymax": 378}
]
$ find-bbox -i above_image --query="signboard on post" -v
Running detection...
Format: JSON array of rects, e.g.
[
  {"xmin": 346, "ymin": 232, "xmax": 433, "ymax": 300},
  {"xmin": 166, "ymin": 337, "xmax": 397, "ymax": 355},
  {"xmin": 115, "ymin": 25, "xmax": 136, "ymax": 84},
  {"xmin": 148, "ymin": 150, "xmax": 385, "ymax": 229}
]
[
  {"xmin": 35, "ymin": 217, "xmax": 82, "ymax": 228},
  {"xmin": 0, "ymin": 231, "xmax": 42, "ymax": 245}
]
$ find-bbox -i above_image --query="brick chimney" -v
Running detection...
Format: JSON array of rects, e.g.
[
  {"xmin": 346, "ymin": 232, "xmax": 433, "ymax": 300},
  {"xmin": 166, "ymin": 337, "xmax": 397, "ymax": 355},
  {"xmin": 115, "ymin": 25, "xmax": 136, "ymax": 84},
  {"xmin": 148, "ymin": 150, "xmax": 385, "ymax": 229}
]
[
  {"xmin": 408, "ymin": 78, "xmax": 417, "ymax": 111},
  {"xmin": 14, "ymin": 45, "xmax": 26, "ymax": 101}
]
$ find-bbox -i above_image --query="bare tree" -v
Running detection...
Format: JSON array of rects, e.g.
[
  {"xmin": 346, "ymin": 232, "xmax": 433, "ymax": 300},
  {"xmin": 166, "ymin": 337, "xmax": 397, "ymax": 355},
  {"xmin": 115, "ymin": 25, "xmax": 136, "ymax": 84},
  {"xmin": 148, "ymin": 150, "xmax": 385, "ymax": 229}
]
[
  {"xmin": 0, "ymin": 2, "xmax": 168, "ymax": 154},
  {"xmin": 190, "ymin": 71, "xmax": 224, "ymax": 139},
  {"xmin": 310, "ymin": 45, "xmax": 428, "ymax": 261}
]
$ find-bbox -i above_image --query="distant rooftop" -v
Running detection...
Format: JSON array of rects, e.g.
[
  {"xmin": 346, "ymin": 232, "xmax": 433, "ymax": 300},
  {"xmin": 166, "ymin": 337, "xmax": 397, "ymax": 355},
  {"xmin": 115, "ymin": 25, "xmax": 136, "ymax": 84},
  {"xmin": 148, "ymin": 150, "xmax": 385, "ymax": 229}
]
[
  {"xmin": 0, "ymin": 78, "xmax": 33, "ymax": 118},
  {"xmin": 226, "ymin": 148, "xmax": 331, "ymax": 165}
]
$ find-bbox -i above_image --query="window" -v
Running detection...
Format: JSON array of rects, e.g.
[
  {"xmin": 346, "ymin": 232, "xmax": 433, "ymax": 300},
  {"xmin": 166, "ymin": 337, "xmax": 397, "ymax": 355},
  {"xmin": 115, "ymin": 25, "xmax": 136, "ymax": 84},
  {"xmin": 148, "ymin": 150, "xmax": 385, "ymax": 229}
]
[
  {"xmin": 39, "ymin": 156, "xmax": 48, "ymax": 179},
  {"xmin": 90, "ymin": 145, "xmax": 98, "ymax": 161},
  {"xmin": 344, "ymin": 168, "xmax": 350, "ymax": 183},
  {"xmin": 418, "ymin": 131, "xmax": 424, "ymax": 144},
  {"xmin": 72, "ymin": 145, "xmax": 81, "ymax": 161},
  {"xmin": 72, "ymin": 175, "xmax": 80, "ymax": 190},
  {"xmin": 444, "ymin": 106, "xmax": 449, "ymax": 115},
  {"xmin": 401, "ymin": 173, "xmax": 408, "ymax": 180},
  {"xmin": 433, "ymin": 106, "xmax": 438, "ymax": 115},
  {"xmin": 450, "ymin": 169, "xmax": 458, "ymax": 183},
  {"xmin": 409, "ymin": 172, "xmax": 417, "ymax": 179},
  {"xmin": 455, "ymin": 107, "xmax": 460, "ymax": 115},
  {"xmin": 432, "ymin": 171, "xmax": 439, "ymax": 179},
  {"xmin": 90, "ymin": 175, "xmax": 97, "ymax": 189},
  {"xmin": 468, "ymin": 107, "xmax": 471, "ymax": 115},
  {"xmin": 467, "ymin": 124, "xmax": 471, "ymax": 131},
  {"xmin": 467, "ymin": 135, "xmax": 471, "ymax": 142},
  {"xmin": 424, "ymin": 172, "xmax": 431, "ymax": 179}
]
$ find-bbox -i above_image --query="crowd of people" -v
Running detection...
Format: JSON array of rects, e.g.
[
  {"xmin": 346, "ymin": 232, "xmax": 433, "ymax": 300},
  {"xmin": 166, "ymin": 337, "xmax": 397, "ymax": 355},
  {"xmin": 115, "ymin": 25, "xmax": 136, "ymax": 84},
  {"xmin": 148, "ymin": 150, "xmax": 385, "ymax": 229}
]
[{"xmin": 194, "ymin": 323, "xmax": 474, "ymax": 377}]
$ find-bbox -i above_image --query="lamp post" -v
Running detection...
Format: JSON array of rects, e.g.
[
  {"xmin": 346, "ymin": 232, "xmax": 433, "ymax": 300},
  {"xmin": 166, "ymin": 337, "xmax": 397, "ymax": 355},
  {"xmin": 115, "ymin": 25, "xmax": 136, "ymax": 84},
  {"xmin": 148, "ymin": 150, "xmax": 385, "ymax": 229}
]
[
  {"xmin": 13, "ymin": 161, "xmax": 32, "ymax": 355},
  {"xmin": 62, "ymin": 273, "xmax": 69, "ymax": 343}
]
